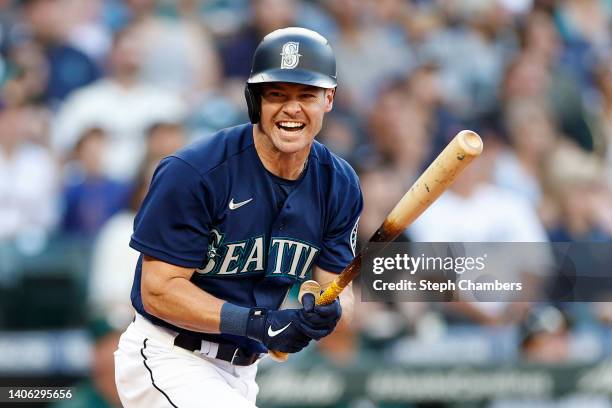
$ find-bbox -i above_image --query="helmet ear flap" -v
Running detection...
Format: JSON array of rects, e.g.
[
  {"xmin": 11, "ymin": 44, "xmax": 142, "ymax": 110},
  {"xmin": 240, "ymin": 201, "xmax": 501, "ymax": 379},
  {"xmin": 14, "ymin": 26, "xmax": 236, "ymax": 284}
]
[{"xmin": 244, "ymin": 85, "xmax": 260, "ymax": 124}]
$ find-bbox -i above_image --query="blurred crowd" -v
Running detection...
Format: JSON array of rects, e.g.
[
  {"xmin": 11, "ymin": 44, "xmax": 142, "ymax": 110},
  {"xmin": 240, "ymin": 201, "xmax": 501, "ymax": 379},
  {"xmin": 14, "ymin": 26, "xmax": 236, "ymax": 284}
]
[{"xmin": 1, "ymin": 0, "xmax": 612, "ymax": 406}]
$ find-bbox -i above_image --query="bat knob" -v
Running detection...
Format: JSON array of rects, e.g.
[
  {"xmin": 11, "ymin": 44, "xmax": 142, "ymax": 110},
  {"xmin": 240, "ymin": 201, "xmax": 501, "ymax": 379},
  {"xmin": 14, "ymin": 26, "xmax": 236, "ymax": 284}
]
[{"xmin": 298, "ymin": 280, "xmax": 321, "ymax": 304}]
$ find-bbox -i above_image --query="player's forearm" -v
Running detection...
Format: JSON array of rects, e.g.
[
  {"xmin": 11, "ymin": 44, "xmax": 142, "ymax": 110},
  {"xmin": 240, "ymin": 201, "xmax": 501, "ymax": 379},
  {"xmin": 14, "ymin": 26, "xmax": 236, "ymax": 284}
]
[
  {"xmin": 142, "ymin": 276, "xmax": 225, "ymax": 333},
  {"xmin": 141, "ymin": 256, "xmax": 226, "ymax": 333}
]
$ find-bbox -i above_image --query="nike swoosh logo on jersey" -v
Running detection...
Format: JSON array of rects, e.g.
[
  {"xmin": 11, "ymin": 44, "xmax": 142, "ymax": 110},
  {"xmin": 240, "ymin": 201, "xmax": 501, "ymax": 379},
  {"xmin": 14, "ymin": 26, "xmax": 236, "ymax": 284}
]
[
  {"xmin": 228, "ymin": 198, "xmax": 253, "ymax": 210},
  {"xmin": 267, "ymin": 322, "xmax": 291, "ymax": 337}
]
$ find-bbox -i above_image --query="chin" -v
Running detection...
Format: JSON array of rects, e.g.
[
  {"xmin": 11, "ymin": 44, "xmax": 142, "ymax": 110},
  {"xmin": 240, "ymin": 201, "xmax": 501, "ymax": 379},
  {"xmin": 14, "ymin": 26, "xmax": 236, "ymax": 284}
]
[
  {"xmin": 273, "ymin": 139, "xmax": 308, "ymax": 154},
  {"xmin": 271, "ymin": 129, "xmax": 312, "ymax": 153}
]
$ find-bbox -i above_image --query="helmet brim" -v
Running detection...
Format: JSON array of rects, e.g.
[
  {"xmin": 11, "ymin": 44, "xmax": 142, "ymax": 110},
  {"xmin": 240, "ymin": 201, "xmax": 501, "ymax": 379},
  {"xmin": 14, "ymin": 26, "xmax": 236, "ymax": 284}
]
[{"xmin": 247, "ymin": 68, "xmax": 337, "ymax": 89}]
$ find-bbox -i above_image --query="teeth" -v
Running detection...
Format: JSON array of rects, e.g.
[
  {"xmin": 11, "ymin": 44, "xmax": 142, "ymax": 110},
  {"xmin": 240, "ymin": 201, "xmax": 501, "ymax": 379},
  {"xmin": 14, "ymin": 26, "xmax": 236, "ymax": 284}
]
[{"xmin": 278, "ymin": 122, "xmax": 304, "ymax": 128}]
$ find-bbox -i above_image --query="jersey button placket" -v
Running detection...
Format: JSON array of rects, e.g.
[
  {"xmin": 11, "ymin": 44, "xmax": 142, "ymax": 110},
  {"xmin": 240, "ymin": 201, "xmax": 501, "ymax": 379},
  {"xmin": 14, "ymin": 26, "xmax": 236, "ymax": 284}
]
[{"xmin": 279, "ymin": 204, "xmax": 290, "ymax": 231}]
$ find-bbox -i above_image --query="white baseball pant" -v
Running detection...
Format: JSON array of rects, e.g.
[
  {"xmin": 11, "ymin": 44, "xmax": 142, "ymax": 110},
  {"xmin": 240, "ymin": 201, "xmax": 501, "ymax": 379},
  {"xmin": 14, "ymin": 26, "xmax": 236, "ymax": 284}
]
[{"xmin": 115, "ymin": 314, "xmax": 259, "ymax": 408}]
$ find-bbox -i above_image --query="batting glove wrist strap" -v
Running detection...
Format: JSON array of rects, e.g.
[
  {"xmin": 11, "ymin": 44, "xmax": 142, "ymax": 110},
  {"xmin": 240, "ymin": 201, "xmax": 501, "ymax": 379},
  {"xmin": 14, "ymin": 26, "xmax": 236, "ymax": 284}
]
[
  {"xmin": 245, "ymin": 308, "xmax": 269, "ymax": 342},
  {"xmin": 219, "ymin": 302, "xmax": 252, "ymax": 337}
]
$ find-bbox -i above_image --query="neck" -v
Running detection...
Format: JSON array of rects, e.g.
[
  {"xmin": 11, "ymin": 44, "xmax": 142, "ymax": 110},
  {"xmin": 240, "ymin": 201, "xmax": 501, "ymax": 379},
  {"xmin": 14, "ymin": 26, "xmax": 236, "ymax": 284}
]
[{"xmin": 253, "ymin": 125, "xmax": 310, "ymax": 180}]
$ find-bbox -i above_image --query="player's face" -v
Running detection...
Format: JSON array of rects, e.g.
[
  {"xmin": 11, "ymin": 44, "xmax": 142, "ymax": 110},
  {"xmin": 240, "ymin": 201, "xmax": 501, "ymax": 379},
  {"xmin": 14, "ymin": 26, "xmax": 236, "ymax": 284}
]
[{"xmin": 258, "ymin": 82, "xmax": 334, "ymax": 154}]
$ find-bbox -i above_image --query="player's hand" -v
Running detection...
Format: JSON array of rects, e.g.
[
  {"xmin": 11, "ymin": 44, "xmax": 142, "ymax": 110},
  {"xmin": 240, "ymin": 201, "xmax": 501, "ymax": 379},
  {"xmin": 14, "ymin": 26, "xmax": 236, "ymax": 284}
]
[
  {"xmin": 299, "ymin": 293, "xmax": 342, "ymax": 340},
  {"xmin": 246, "ymin": 308, "xmax": 315, "ymax": 353}
]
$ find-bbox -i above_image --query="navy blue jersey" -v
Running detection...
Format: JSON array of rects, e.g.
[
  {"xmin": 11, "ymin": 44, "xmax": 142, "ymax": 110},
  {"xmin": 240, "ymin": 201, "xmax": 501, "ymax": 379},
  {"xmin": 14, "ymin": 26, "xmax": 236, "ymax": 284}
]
[{"xmin": 130, "ymin": 123, "xmax": 363, "ymax": 353}]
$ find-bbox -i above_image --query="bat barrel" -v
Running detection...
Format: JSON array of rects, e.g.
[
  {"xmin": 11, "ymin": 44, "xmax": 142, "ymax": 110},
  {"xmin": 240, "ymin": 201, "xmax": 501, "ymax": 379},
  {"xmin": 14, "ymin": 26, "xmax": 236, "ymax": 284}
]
[
  {"xmin": 457, "ymin": 130, "xmax": 484, "ymax": 156},
  {"xmin": 386, "ymin": 130, "xmax": 483, "ymax": 229}
]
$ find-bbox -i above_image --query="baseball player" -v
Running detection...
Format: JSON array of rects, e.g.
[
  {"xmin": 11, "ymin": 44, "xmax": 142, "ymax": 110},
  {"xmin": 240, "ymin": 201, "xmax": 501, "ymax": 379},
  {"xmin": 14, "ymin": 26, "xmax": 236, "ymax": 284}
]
[{"xmin": 114, "ymin": 27, "xmax": 362, "ymax": 407}]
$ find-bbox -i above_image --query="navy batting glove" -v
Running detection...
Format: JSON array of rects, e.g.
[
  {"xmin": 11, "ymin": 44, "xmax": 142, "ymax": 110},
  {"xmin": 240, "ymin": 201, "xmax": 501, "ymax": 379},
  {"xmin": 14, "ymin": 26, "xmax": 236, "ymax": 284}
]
[
  {"xmin": 245, "ymin": 308, "xmax": 313, "ymax": 353},
  {"xmin": 299, "ymin": 293, "xmax": 342, "ymax": 340}
]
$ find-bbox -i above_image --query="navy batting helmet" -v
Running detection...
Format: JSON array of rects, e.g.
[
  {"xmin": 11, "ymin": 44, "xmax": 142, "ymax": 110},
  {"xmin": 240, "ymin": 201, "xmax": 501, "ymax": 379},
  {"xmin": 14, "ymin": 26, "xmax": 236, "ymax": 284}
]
[{"xmin": 245, "ymin": 27, "xmax": 337, "ymax": 124}]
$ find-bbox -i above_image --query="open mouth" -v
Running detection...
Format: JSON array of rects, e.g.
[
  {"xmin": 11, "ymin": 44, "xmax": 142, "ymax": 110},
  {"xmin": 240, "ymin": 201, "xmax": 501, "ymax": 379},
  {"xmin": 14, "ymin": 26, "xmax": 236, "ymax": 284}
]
[{"xmin": 276, "ymin": 121, "xmax": 306, "ymax": 132}]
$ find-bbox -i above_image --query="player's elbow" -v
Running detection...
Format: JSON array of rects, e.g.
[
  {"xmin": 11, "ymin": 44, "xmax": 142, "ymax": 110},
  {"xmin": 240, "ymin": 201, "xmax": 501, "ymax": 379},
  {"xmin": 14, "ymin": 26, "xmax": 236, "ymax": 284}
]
[
  {"xmin": 140, "ymin": 265, "xmax": 172, "ymax": 317},
  {"xmin": 140, "ymin": 255, "xmax": 193, "ymax": 318},
  {"xmin": 141, "ymin": 278, "xmax": 165, "ymax": 317}
]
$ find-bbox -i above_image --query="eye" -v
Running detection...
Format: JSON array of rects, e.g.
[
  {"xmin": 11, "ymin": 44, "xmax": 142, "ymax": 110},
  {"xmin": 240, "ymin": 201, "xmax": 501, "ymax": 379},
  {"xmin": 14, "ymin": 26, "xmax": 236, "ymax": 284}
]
[
  {"xmin": 263, "ymin": 91, "xmax": 285, "ymax": 100},
  {"xmin": 300, "ymin": 93, "xmax": 317, "ymax": 100}
]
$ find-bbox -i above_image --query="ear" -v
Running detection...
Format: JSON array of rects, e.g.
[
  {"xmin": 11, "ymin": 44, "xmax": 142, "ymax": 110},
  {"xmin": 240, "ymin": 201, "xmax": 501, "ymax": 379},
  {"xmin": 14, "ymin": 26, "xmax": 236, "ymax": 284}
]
[{"xmin": 324, "ymin": 88, "xmax": 335, "ymax": 113}]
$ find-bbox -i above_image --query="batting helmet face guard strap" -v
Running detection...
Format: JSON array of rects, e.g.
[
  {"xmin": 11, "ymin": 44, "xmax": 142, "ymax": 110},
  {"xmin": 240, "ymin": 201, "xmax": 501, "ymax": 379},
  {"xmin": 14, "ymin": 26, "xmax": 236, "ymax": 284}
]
[{"xmin": 245, "ymin": 27, "xmax": 337, "ymax": 124}]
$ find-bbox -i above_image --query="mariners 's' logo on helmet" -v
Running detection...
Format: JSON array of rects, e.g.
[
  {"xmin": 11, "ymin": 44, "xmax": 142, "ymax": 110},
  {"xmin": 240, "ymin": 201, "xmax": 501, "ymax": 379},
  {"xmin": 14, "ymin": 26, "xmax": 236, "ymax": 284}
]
[{"xmin": 280, "ymin": 41, "xmax": 301, "ymax": 69}]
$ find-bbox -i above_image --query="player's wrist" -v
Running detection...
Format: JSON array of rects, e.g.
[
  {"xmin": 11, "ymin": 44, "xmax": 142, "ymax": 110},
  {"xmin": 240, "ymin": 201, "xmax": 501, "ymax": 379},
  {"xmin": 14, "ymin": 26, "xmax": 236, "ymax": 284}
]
[
  {"xmin": 219, "ymin": 302, "xmax": 252, "ymax": 337},
  {"xmin": 219, "ymin": 303, "xmax": 270, "ymax": 341}
]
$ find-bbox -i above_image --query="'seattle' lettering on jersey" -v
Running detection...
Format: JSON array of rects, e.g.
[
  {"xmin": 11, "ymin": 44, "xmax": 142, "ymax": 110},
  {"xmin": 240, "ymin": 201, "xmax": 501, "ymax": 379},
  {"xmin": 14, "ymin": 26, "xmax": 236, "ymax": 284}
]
[{"xmin": 129, "ymin": 123, "xmax": 363, "ymax": 354}]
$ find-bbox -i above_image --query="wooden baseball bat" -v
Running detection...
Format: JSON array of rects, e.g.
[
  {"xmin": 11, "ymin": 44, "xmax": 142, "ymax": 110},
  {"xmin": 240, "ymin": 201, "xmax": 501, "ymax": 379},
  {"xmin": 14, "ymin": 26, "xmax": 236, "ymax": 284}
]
[{"xmin": 269, "ymin": 130, "xmax": 483, "ymax": 361}]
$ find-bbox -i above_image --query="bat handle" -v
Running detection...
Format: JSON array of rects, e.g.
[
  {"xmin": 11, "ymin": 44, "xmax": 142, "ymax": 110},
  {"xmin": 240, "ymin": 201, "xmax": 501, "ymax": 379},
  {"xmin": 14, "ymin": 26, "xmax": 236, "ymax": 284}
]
[
  {"xmin": 316, "ymin": 280, "xmax": 344, "ymax": 306},
  {"xmin": 268, "ymin": 280, "xmax": 322, "ymax": 362}
]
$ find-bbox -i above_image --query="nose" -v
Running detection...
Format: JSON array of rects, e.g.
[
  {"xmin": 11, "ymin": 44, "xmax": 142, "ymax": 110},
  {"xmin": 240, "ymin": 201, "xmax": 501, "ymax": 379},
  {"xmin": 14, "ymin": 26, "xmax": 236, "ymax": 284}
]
[{"xmin": 282, "ymin": 98, "xmax": 302, "ymax": 117}]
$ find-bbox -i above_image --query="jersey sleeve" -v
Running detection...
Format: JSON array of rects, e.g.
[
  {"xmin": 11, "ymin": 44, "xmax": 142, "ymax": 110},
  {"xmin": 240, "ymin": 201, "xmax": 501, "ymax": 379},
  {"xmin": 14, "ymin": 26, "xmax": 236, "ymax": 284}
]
[
  {"xmin": 316, "ymin": 181, "xmax": 363, "ymax": 273},
  {"xmin": 130, "ymin": 157, "xmax": 212, "ymax": 268}
]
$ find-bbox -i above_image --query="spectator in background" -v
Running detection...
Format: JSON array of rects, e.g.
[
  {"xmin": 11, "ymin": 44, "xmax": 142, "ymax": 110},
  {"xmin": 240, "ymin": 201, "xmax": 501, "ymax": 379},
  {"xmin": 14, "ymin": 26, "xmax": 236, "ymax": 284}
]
[
  {"xmin": 61, "ymin": 127, "xmax": 129, "ymax": 238},
  {"xmin": 0, "ymin": 3, "xmax": 44, "ymax": 106},
  {"xmin": 543, "ymin": 141, "xmax": 612, "ymax": 241},
  {"xmin": 494, "ymin": 99, "xmax": 558, "ymax": 206},
  {"xmin": 501, "ymin": 51, "xmax": 550, "ymax": 109},
  {"xmin": 514, "ymin": 10, "xmax": 594, "ymax": 151},
  {"xmin": 324, "ymin": 0, "xmax": 413, "ymax": 113},
  {"xmin": 21, "ymin": 0, "xmax": 101, "ymax": 109},
  {"xmin": 1, "ymin": 39, "xmax": 49, "ymax": 107},
  {"xmin": 590, "ymin": 57, "xmax": 612, "ymax": 184},
  {"xmin": 367, "ymin": 83, "xmax": 431, "ymax": 180},
  {"xmin": 0, "ymin": 106, "xmax": 58, "ymax": 240},
  {"xmin": 357, "ymin": 166, "xmax": 405, "ymax": 242},
  {"xmin": 52, "ymin": 26, "xmax": 186, "ymax": 181},
  {"xmin": 144, "ymin": 122, "xmax": 188, "ymax": 164},
  {"xmin": 520, "ymin": 305, "xmax": 571, "ymax": 363},
  {"xmin": 88, "ymin": 123, "xmax": 187, "ymax": 326},
  {"xmin": 64, "ymin": 0, "xmax": 113, "ymax": 64},
  {"xmin": 418, "ymin": 0, "xmax": 517, "ymax": 120},
  {"xmin": 318, "ymin": 111, "xmax": 365, "ymax": 164},
  {"xmin": 125, "ymin": 0, "xmax": 221, "ymax": 101},
  {"xmin": 0, "ymin": 0, "xmax": 21, "ymax": 54},
  {"xmin": 555, "ymin": 0, "xmax": 611, "ymax": 87},
  {"xmin": 51, "ymin": 318, "xmax": 122, "ymax": 408},
  {"xmin": 402, "ymin": 63, "xmax": 463, "ymax": 157}
]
